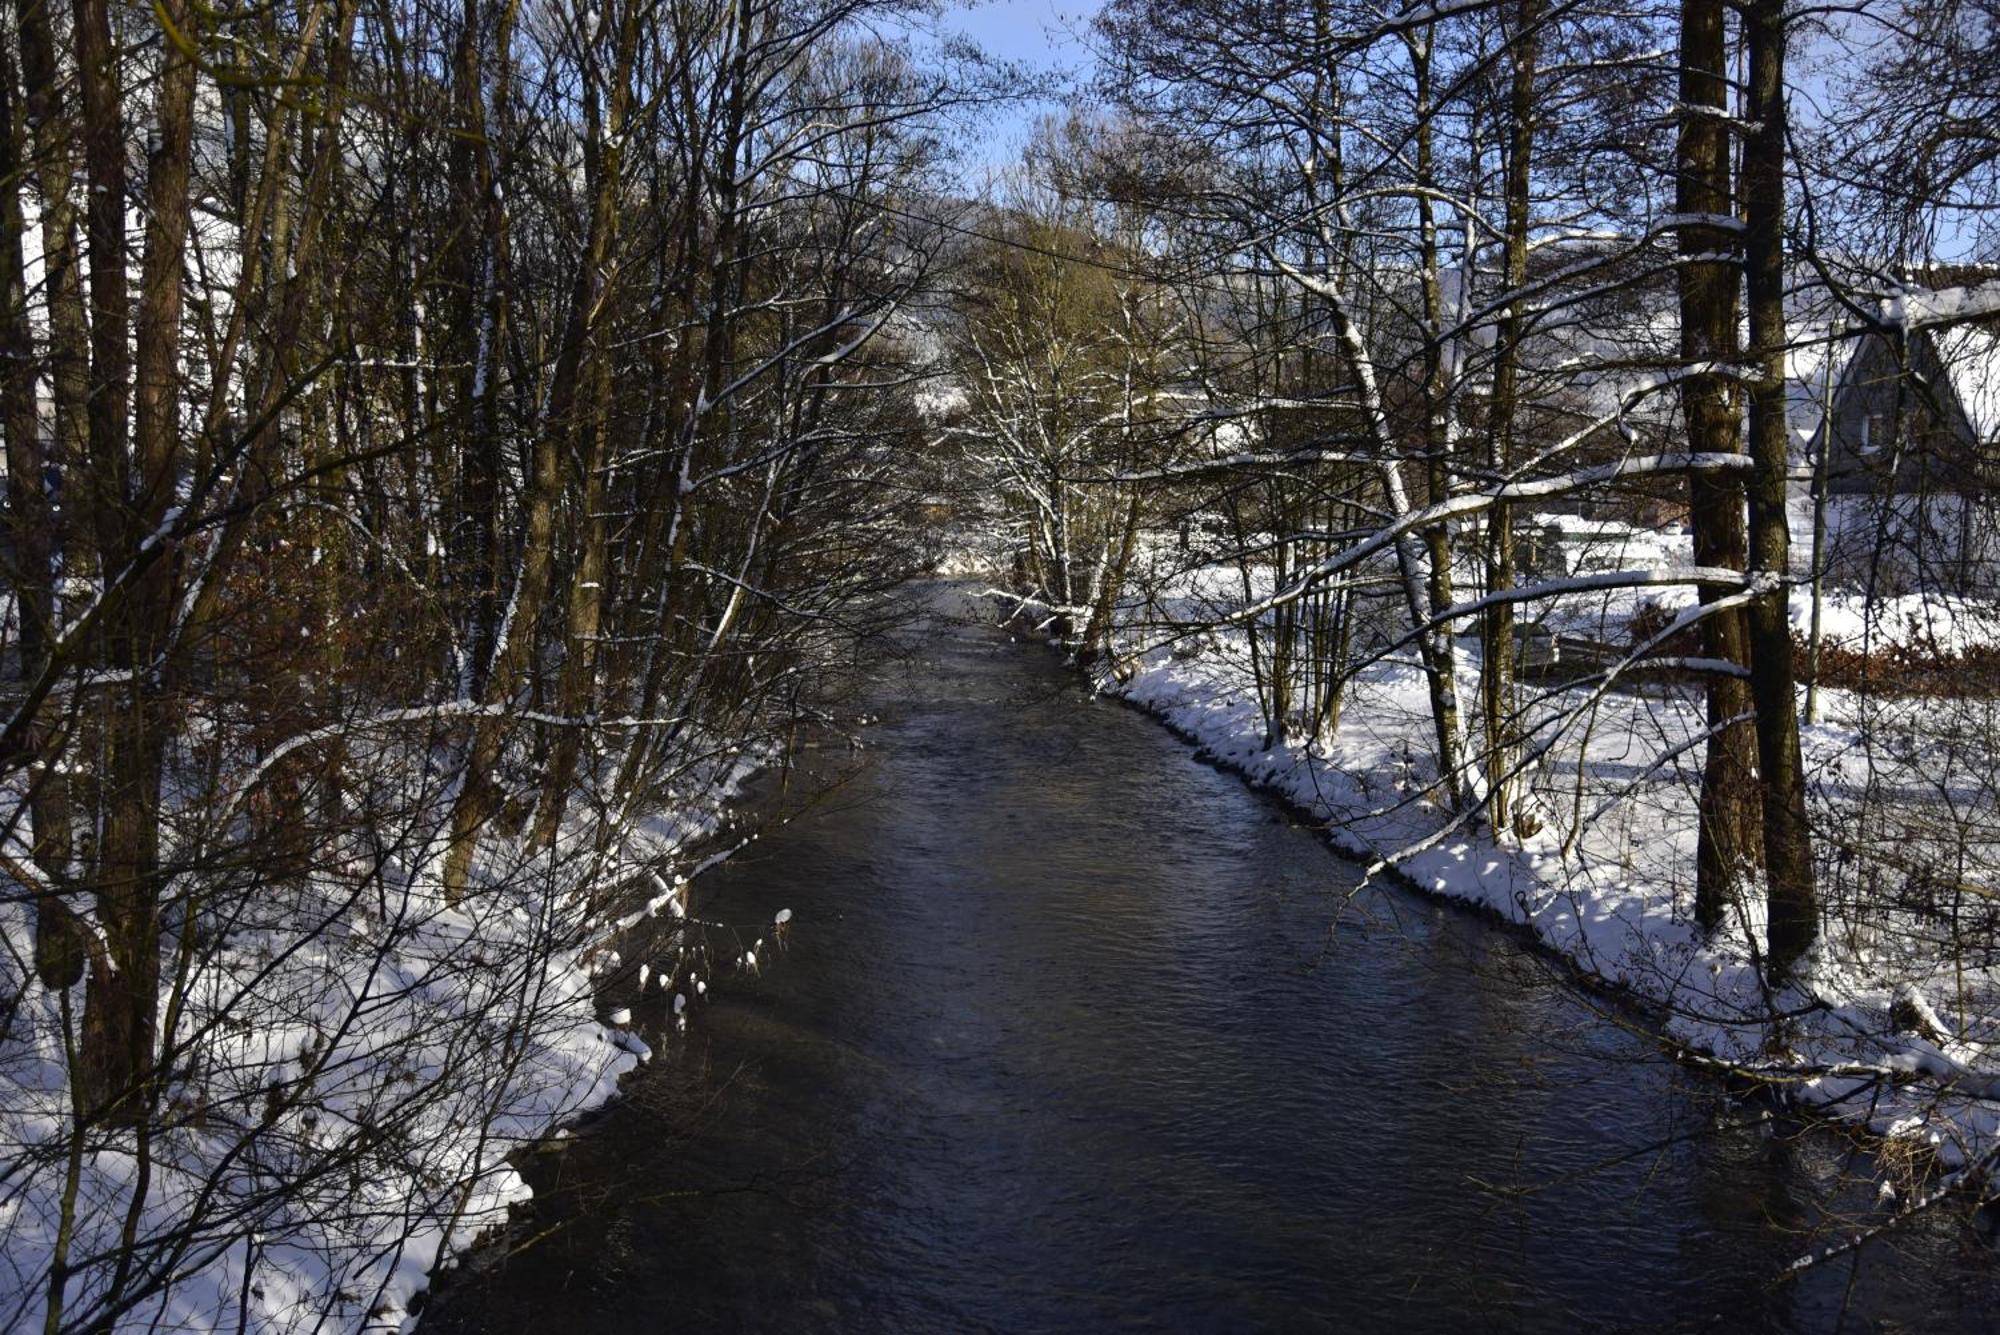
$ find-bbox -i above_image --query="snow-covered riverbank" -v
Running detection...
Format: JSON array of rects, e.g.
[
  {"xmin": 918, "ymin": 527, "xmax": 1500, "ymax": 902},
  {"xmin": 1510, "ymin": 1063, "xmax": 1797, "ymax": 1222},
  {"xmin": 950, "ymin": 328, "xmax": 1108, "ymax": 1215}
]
[
  {"xmin": 0, "ymin": 754, "xmax": 763, "ymax": 1334},
  {"xmin": 990, "ymin": 565, "xmax": 2000, "ymax": 1200}
]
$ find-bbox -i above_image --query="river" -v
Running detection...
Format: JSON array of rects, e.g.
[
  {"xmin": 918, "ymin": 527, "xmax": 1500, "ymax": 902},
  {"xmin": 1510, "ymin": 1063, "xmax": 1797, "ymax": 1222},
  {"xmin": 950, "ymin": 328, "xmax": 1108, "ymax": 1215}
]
[{"xmin": 424, "ymin": 588, "xmax": 1998, "ymax": 1333}]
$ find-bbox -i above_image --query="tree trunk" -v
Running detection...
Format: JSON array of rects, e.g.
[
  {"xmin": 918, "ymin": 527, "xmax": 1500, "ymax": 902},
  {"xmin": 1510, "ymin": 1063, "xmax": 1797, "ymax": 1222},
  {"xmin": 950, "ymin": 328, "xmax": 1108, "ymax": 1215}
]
[
  {"xmin": 70, "ymin": 0, "xmax": 128, "ymax": 571},
  {"xmin": 1080, "ymin": 489, "xmax": 1143, "ymax": 667},
  {"xmin": 1742, "ymin": 0, "xmax": 1818, "ymax": 982},
  {"xmin": 452, "ymin": 0, "xmax": 511, "ymax": 695},
  {"xmin": 1412, "ymin": 35, "xmax": 1467, "ymax": 816},
  {"xmin": 1482, "ymin": 0, "xmax": 1538, "ymax": 832},
  {"xmin": 533, "ymin": 400, "xmax": 612, "ymax": 847},
  {"xmin": 450, "ymin": 2, "xmax": 634, "ymax": 890},
  {"xmin": 0, "ymin": 35, "xmax": 78, "ymax": 991},
  {"xmin": 78, "ymin": 0, "xmax": 197, "ymax": 1121},
  {"xmin": 1677, "ymin": 0, "xmax": 1762, "ymax": 933},
  {"xmin": 14, "ymin": 0, "xmax": 91, "ymax": 581}
]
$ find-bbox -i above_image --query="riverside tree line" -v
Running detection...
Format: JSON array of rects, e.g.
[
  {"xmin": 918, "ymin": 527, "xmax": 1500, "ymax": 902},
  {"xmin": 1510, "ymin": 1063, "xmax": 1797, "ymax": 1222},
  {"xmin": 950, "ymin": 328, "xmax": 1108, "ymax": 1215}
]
[
  {"xmin": 3, "ymin": 0, "xmax": 2000, "ymax": 1324},
  {"xmin": 948, "ymin": 0, "xmax": 2000, "ymax": 998},
  {"xmin": 0, "ymin": 0, "xmax": 969, "ymax": 1328}
]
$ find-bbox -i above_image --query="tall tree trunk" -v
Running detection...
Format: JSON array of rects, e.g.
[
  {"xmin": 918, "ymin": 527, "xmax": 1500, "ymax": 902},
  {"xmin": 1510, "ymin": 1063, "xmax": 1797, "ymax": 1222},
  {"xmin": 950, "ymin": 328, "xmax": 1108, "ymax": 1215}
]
[
  {"xmin": 1677, "ymin": 0, "xmax": 1762, "ymax": 933},
  {"xmin": 534, "ymin": 0, "xmax": 636, "ymax": 847},
  {"xmin": 1481, "ymin": 0, "xmax": 1538, "ymax": 832},
  {"xmin": 79, "ymin": 0, "xmax": 197, "ymax": 1121},
  {"xmin": 1292, "ymin": 13, "xmax": 1469, "ymax": 811},
  {"xmin": 69, "ymin": 0, "xmax": 134, "ymax": 1120},
  {"xmin": 452, "ymin": 0, "xmax": 512, "ymax": 696},
  {"xmin": 448, "ymin": 2, "xmax": 633, "ymax": 891},
  {"xmin": 441, "ymin": 429, "xmax": 559, "ymax": 901},
  {"xmin": 1742, "ymin": 0, "xmax": 1817, "ymax": 982},
  {"xmin": 1411, "ymin": 34, "xmax": 1467, "ymax": 815},
  {"xmin": 1315, "ymin": 269, "xmax": 1471, "ymax": 809},
  {"xmin": 533, "ymin": 399, "xmax": 611, "ymax": 847},
  {"xmin": 70, "ymin": 0, "xmax": 128, "ymax": 571},
  {"xmin": 14, "ymin": 0, "xmax": 91, "ymax": 580},
  {"xmin": 1, "ymin": 38, "xmax": 76, "ymax": 983}
]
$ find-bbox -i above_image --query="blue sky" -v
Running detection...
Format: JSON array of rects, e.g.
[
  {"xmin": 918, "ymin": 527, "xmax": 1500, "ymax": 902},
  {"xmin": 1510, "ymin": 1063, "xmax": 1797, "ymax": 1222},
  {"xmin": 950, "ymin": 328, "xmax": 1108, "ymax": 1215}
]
[
  {"xmin": 934, "ymin": 0, "xmax": 1102, "ymax": 177},
  {"xmin": 942, "ymin": 0, "xmax": 1097, "ymax": 67}
]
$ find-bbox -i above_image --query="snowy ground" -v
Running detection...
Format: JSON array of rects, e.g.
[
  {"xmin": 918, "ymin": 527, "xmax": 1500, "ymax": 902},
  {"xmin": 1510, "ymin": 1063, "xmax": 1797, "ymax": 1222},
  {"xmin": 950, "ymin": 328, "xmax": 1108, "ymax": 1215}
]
[
  {"xmin": 998, "ymin": 541, "xmax": 2000, "ymax": 1201},
  {"xmin": 1463, "ymin": 511, "xmax": 2000, "ymax": 658},
  {"xmin": 0, "ymin": 742, "xmax": 764, "ymax": 1334}
]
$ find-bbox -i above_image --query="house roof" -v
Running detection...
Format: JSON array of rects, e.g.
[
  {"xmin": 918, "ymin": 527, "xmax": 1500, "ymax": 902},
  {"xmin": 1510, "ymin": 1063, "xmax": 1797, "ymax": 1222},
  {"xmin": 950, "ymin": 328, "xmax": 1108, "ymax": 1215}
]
[{"xmin": 1786, "ymin": 334, "xmax": 1847, "ymax": 460}]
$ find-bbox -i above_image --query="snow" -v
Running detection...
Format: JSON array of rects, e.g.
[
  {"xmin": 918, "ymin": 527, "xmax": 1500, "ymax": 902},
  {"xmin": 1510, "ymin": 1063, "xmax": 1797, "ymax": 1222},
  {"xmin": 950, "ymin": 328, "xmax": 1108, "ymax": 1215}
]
[
  {"xmin": 912, "ymin": 381, "xmax": 970, "ymax": 421},
  {"xmin": 1065, "ymin": 550, "xmax": 2000, "ymax": 1184},
  {"xmin": 0, "ymin": 742, "xmax": 767, "ymax": 1333},
  {"xmin": 1, "ymin": 887, "xmax": 631, "ymax": 1332},
  {"xmin": 1887, "ymin": 279, "xmax": 2000, "ymax": 332}
]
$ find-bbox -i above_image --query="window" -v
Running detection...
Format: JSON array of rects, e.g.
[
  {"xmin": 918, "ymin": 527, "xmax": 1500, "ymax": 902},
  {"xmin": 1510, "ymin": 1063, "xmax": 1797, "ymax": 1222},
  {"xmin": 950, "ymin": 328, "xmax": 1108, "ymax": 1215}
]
[{"xmin": 1861, "ymin": 411, "xmax": 1889, "ymax": 455}]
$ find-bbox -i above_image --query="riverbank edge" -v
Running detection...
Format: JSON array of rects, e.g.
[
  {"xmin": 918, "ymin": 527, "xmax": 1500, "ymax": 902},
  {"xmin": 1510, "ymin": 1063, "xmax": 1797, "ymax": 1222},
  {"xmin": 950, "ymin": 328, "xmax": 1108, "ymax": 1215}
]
[
  {"xmin": 412, "ymin": 745, "xmax": 860, "ymax": 1327},
  {"xmin": 978, "ymin": 591, "xmax": 1998, "ymax": 1229},
  {"xmin": 415, "ymin": 602, "xmax": 950, "ymax": 1327}
]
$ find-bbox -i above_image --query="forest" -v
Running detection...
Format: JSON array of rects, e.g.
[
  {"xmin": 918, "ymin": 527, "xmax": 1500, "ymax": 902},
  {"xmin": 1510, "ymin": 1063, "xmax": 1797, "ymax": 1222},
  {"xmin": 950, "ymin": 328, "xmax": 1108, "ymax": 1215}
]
[{"xmin": 0, "ymin": 0, "xmax": 1997, "ymax": 1328}]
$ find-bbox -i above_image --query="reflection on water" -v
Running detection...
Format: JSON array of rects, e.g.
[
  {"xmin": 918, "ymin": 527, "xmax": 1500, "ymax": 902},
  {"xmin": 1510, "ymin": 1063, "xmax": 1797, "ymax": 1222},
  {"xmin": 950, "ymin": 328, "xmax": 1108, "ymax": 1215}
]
[{"xmin": 426, "ymin": 588, "xmax": 1998, "ymax": 1333}]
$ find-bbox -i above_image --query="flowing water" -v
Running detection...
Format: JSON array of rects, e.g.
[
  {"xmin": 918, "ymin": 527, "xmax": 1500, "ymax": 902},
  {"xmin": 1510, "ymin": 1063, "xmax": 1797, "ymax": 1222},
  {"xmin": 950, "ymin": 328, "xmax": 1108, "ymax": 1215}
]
[{"xmin": 425, "ymin": 589, "xmax": 1998, "ymax": 1333}]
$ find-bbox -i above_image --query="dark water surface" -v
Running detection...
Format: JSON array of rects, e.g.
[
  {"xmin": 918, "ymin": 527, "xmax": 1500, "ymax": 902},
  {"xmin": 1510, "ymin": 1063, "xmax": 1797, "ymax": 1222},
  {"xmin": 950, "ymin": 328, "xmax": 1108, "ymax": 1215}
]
[{"xmin": 427, "ymin": 589, "xmax": 1998, "ymax": 1333}]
